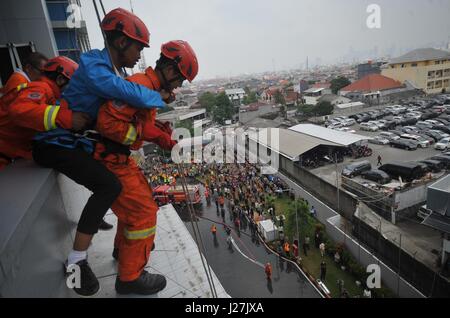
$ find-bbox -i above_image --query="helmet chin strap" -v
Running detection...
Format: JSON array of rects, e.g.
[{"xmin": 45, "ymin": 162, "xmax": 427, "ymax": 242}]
[{"xmin": 159, "ymin": 66, "xmax": 183, "ymax": 93}]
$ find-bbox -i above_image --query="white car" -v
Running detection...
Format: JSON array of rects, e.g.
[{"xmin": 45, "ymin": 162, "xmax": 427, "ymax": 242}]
[
  {"xmin": 400, "ymin": 134, "xmax": 430, "ymax": 148},
  {"xmin": 369, "ymin": 136, "xmax": 390, "ymax": 145},
  {"xmin": 379, "ymin": 132, "xmax": 400, "ymax": 141},
  {"xmin": 328, "ymin": 122, "xmax": 343, "ymax": 129},
  {"xmin": 342, "ymin": 118, "xmax": 356, "ymax": 126},
  {"xmin": 425, "ymin": 120, "xmax": 443, "ymax": 126},
  {"xmin": 360, "ymin": 122, "xmax": 379, "ymax": 131},
  {"xmin": 435, "ymin": 137, "xmax": 450, "ymax": 150},
  {"xmin": 335, "ymin": 127, "xmax": 356, "ymax": 133}
]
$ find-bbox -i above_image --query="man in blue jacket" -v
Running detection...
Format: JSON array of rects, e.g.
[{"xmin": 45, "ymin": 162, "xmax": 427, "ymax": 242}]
[{"xmin": 32, "ymin": 8, "xmax": 170, "ymax": 297}]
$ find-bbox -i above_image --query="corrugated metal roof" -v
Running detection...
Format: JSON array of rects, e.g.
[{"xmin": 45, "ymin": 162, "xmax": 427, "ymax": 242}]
[
  {"xmin": 422, "ymin": 212, "xmax": 450, "ymax": 234},
  {"xmin": 248, "ymin": 128, "xmax": 340, "ymax": 161},
  {"xmin": 389, "ymin": 48, "xmax": 450, "ymax": 65},
  {"xmin": 288, "ymin": 124, "xmax": 371, "ymax": 146}
]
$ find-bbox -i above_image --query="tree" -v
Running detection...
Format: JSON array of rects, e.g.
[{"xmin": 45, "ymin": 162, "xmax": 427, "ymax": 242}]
[
  {"xmin": 243, "ymin": 91, "xmax": 258, "ymax": 105},
  {"xmin": 274, "ymin": 90, "xmax": 285, "ymax": 105},
  {"xmin": 330, "ymin": 76, "xmax": 351, "ymax": 94},
  {"xmin": 198, "ymin": 92, "xmax": 216, "ymax": 113},
  {"xmin": 315, "ymin": 101, "xmax": 334, "ymax": 116},
  {"xmin": 285, "ymin": 199, "xmax": 310, "ymax": 242},
  {"xmin": 212, "ymin": 92, "xmax": 234, "ymax": 124}
]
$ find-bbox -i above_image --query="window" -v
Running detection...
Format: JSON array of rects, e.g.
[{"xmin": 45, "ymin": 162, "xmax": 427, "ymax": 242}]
[
  {"xmin": 401, "ymin": 64, "xmax": 405, "ymax": 68},
  {"xmin": 411, "ymin": 63, "xmax": 417, "ymax": 67},
  {"xmin": 435, "ymin": 61, "xmax": 441, "ymax": 65}
]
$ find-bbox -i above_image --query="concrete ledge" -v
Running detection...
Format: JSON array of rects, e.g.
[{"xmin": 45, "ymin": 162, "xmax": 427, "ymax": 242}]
[{"xmin": 0, "ymin": 160, "xmax": 57, "ymax": 293}]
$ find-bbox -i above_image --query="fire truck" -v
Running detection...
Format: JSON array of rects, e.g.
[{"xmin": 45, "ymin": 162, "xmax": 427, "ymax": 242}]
[{"xmin": 152, "ymin": 184, "xmax": 202, "ymax": 206}]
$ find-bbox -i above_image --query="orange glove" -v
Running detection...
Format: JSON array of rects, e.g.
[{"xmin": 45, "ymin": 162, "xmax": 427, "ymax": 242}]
[{"xmin": 142, "ymin": 121, "xmax": 177, "ymax": 150}]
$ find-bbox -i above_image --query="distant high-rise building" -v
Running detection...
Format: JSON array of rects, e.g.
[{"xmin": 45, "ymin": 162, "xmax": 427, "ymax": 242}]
[
  {"xmin": 45, "ymin": 0, "xmax": 91, "ymax": 62},
  {"xmin": 357, "ymin": 60, "xmax": 383, "ymax": 79}
]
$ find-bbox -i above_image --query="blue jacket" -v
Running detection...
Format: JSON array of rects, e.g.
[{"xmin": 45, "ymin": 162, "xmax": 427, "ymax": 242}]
[{"xmin": 34, "ymin": 48, "xmax": 165, "ymax": 152}]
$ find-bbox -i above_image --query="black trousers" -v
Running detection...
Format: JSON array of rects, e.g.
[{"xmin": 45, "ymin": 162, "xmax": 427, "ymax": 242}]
[{"xmin": 32, "ymin": 142, "xmax": 122, "ymax": 235}]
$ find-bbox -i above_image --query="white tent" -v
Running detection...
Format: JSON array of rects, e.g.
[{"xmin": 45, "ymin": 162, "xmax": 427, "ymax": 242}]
[{"xmin": 258, "ymin": 219, "xmax": 278, "ymax": 242}]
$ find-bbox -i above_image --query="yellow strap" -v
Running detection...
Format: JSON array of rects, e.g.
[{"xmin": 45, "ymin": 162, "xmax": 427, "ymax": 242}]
[
  {"xmin": 124, "ymin": 225, "xmax": 156, "ymax": 240},
  {"xmin": 16, "ymin": 83, "xmax": 28, "ymax": 91},
  {"xmin": 123, "ymin": 124, "xmax": 137, "ymax": 145},
  {"xmin": 44, "ymin": 105, "xmax": 60, "ymax": 131}
]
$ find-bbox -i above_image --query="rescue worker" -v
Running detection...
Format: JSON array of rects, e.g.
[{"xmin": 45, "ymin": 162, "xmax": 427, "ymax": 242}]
[
  {"xmin": 211, "ymin": 224, "xmax": 217, "ymax": 238},
  {"xmin": 0, "ymin": 56, "xmax": 90, "ymax": 170},
  {"xmin": 93, "ymin": 40, "xmax": 198, "ymax": 295},
  {"xmin": 283, "ymin": 241, "xmax": 290, "ymax": 257},
  {"xmin": 0, "ymin": 52, "xmax": 48, "ymax": 96},
  {"xmin": 265, "ymin": 262, "xmax": 272, "ymax": 280},
  {"xmin": 31, "ymin": 8, "xmax": 168, "ymax": 297}
]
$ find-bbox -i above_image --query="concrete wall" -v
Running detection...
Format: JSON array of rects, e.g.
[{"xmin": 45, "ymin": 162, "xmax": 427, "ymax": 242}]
[
  {"xmin": 276, "ymin": 171, "xmax": 425, "ymax": 297},
  {"xmin": 280, "ymin": 156, "xmax": 357, "ymax": 220},
  {"xmin": 353, "ymin": 208, "xmax": 450, "ymax": 298},
  {"xmin": 326, "ymin": 214, "xmax": 424, "ymax": 298},
  {"xmin": 0, "ymin": 161, "xmax": 89, "ymax": 297}
]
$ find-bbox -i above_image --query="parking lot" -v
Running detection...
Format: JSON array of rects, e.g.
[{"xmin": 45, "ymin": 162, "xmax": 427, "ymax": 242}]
[{"xmin": 311, "ymin": 94, "xmax": 450, "ymax": 186}]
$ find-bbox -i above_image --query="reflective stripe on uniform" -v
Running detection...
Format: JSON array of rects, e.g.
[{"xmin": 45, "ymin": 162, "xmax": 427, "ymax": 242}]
[
  {"xmin": 16, "ymin": 83, "xmax": 28, "ymax": 91},
  {"xmin": 44, "ymin": 105, "xmax": 60, "ymax": 131},
  {"xmin": 124, "ymin": 225, "xmax": 156, "ymax": 240},
  {"xmin": 123, "ymin": 124, "xmax": 137, "ymax": 145}
]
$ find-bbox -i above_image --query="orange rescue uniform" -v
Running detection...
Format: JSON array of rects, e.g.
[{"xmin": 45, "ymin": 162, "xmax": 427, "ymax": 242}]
[
  {"xmin": 0, "ymin": 77, "xmax": 72, "ymax": 169},
  {"xmin": 0, "ymin": 70, "xmax": 30, "ymax": 96},
  {"xmin": 94, "ymin": 67, "xmax": 175, "ymax": 282}
]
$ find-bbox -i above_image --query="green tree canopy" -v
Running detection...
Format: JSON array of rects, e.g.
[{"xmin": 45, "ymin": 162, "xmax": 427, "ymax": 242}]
[
  {"xmin": 330, "ymin": 76, "xmax": 351, "ymax": 94},
  {"xmin": 212, "ymin": 92, "xmax": 234, "ymax": 124},
  {"xmin": 198, "ymin": 92, "xmax": 216, "ymax": 113},
  {"xmin": 315, "ymin": 101, "xmax": 334, "ymax": 116}
]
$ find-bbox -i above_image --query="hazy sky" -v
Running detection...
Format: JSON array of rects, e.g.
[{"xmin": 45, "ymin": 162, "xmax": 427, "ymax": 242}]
[{"xmin": 80, "ymin": 0, "xmax": 450, "ymax": 80}]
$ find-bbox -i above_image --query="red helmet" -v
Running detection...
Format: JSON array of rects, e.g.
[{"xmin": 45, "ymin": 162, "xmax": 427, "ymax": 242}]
[
  {"xmin": 161, "ymin": 40, "xmax": 199, "ymax": 82},
  {"xmin": 43, "ymin": 56, "xmax": 78, "ymax": 80},
  {"xmin": 101, "ymin": 8, "xmax": 150, "ymax": 47}
]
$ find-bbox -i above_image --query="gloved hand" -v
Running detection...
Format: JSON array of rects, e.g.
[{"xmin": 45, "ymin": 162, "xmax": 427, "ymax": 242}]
[
  {"xmin": 160, "ymin": 90, "xmax": 176, "ymax": 104},
  {"xmin": 155, "ymin": 120, "xmax": 173, "ymax": 135},
  {"xmin": 142, "ymin": 120, "xmax": 177, "ymax": 150}
]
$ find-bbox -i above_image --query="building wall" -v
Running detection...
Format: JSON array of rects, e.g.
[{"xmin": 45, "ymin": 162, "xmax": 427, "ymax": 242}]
[
  {"xmin": 0, "ymin": 0, "xmax": 58, "ymax": 58},
  {"xmin": 382, "ymin": 60, "xmax": 450, "ymax": 94}
]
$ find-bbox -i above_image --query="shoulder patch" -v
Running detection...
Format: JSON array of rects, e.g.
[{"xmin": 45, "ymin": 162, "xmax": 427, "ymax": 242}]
[
  {"xmin": 28, "ymin": 92, "xmax": 42, "ymax": 100},
  {"xmin": 112, "ymin": 99, "xmax": 125, "ymax": 109}
]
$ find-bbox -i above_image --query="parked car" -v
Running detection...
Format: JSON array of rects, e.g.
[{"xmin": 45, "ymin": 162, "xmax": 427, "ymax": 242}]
[
  {"xmin": 433, "ymin": 125, "xmax": 450, "ymax": 134},
  {"xmin": 342, "ymin": 161, "xmax": 372, "ymax": 178},
  {"xmin": 342, "ymin": 118, "xmax": 356, "ymax": 126},
  {"xmin": 360, "ymin": 170, "xmax": 391, "ymax": 184},
  {"xmin": 379, "ymin": 131, "xmax": 400, "ymax": 141},
  {"xmin": 418, "ymin": 160, "xmax": 444, "ymax": 173},
  {"xmin": 400, "ymin": 134, "xmax": 430, "ymax": 148},
  {"xmin": 369, "ymin": 136, "xmax": 390, "ymax": 145},
  {"xmin": 360, "ymin": 122, "xmax": 379, "ymax": 131},
  {"xmin": 401, "ymin": 126, "xmax": 420, "ymax": 134},
  {"xmin": 435, "ymin": 137, "xmax": 450, "ymax": 150},
  {"xmin": 415, "ymin": 121, "xmax": 433, "ymax": 130},
  {"xmin": 379, "ymin": 162, "xmax": 426, "ymax": 182},
  {"xmin": 421, "ymin": 130, "xmax": 445, "ymax": 142},
  {"xmin": 335, "ymin": 127, "xmax": 356, "ymax": 133},
  {"xmin": 390, "ymin": 138, "xmax": 418, "ymax": 151},
  {"xmin": 428, "ymin": 155, "xmax": 450, "ymax": 169}
]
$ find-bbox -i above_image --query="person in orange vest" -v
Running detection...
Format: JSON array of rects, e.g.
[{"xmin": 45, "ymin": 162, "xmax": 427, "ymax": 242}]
[
  {"xmin": 0, "ymin": 56, "xmax": 90, "ymax": 170},
  {"xmin": 265, "ymin": 262, "xmax": 272, "ymax": 280},
  {"xmin": 0, "ymin": 52, "xmax": 48, "ymax": 97},
  {"xmin": 211, "ymin": 224, "xmax": 217, "ymax": 237},
  {"xmin": 204, "ymin": 187, "xmax": 211, "ymax": 206},
  {"xmin": 283, "ymin": 241, "xmax": 290, "ymax": 257},
  {"xmin": 94, "ymin": 40, "xmax": 198, "ymax": 295}
]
